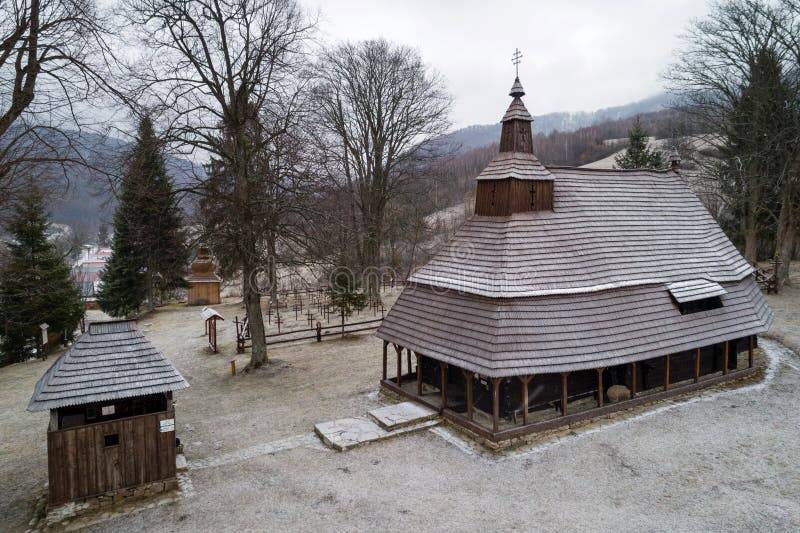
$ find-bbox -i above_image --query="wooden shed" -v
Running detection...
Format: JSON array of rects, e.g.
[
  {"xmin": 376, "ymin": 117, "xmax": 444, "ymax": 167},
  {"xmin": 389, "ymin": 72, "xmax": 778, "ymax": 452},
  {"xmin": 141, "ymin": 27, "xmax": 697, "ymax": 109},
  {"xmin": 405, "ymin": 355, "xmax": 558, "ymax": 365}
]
[
  {"xmin": 28, "ymin": 320, "xmax": 189, "ymax": 507},
  {"xmin": 186, "ymin": 246, "xmax": 222, "ymax": 306},
  {"xmin": 376, "ymin": 77, "xmax": 773, "ymax": 442}
]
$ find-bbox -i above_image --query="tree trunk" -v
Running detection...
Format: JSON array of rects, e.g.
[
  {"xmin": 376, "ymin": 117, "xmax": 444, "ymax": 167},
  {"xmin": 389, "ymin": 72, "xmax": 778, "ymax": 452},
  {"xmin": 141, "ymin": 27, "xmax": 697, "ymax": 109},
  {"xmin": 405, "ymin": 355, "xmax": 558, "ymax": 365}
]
[
  {"xmin": 243, "ymin": 259, "xmax": 267, "ymax": 369},
  {"xmin": 145, "ymin": 269, "xmax": 155, "ymax": 313},
  {"xmin": 231, "ymin": 121, "xmax": 268, "ymax": 370},
  {"xmin": 744, "ymin": 225, "xmax": 759, "ymax": 264},
  {"xmin": 743, "ymin": 191, "xmax": 759, "ymax": 264},
  {"xmin": 266, "ymin": 232, "xmax": 278, "ymax": 302},
  {"xmin": 362, "ymin": 215, "xmax": 383, "ymax": 299},
  {"xmin": 775, "ymin": 181, "xmax": 798, "ymax": 286}
]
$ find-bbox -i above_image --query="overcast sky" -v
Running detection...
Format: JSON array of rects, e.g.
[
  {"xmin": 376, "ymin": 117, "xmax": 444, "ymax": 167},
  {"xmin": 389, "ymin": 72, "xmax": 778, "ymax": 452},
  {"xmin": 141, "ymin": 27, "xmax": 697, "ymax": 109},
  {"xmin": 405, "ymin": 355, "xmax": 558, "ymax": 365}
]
[{"xmin": 305, "ymin": 0, "xmax": 711, "ymax": 129}]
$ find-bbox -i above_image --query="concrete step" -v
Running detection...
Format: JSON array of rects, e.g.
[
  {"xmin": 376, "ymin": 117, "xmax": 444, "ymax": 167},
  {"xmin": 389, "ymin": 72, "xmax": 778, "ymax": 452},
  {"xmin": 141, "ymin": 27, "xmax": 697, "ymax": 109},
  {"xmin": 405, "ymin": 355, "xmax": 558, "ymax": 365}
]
[
  {"xmin": 368, "ymin": 401, "xmax": 438, "ymax": 431},
  {"xmin": 314, "ymin": 415, "xmax": 439, "ymax": 451}
]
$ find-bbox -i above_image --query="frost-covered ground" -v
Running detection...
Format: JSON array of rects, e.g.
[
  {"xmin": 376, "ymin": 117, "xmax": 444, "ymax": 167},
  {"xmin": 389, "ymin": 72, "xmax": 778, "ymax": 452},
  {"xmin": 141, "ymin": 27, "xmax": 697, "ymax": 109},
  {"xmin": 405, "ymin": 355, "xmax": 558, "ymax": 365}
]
[{"xmin": 1, "ymin": 282, "xmax": 800, "ymax": 532}]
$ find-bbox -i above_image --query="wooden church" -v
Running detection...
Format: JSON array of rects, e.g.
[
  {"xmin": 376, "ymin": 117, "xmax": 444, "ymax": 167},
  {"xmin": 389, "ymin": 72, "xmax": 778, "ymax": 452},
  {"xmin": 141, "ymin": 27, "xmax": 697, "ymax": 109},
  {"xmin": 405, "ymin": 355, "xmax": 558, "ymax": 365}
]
[{"xmin": 376, "ymin": 76, "xmax": 773, "ymax": 442}]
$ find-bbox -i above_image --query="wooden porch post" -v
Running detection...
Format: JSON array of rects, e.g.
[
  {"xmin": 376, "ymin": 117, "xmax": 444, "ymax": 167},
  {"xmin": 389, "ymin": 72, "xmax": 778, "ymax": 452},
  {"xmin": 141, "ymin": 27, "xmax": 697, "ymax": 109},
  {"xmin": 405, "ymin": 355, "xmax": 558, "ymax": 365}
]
[
  {"xmin": 415, "ymin": 352, "xmax": 423, "ymax": 396},
  {"xmin": 561, "ymin": 372, "xmax": 569, "ymax": 416},
  {"xmin": 382, "ymin": 341, "xmax": 388, "ymax": 381},
  {"xmin": 491, "ymin": 377, "xmax": 501, "ymax": 432},
  {"xmin": 631, "ymin": 362, "xmax": 637, "ymax": 397},
  {"xmin": 395, "ymin": 344, "xmax": 403, "ymax": 386},
  {"xmin": 519, "ymin": 375, "xmax": 532, "ymax": 425},
  {"xmin": 748, "ymin": 336, "xmax": 754, "ymax": 368},
  {"xmin": 439, "ymin": 362, "xmax": 448, "ymax": 411},
  {"xmin": 407, "ymin": 349, "xmax": 412, "ymax": 379},
  {"xmin": 723, "ymin": 341, "xmax": 729, "ymax": 375},
  {"xmin": 664, "ymin": 354, "xmax": 671, "ymax": 391},
  {"xmin": 694, "ymin": 348, "xmax": 701, "ymax": 383},
  {"xmin": 596, "ymin": 368, "xmax": 604, "ymax": 407},
  {"xmin": 462, "ymin": 369, "xmax": 474, "ymax": 421}
]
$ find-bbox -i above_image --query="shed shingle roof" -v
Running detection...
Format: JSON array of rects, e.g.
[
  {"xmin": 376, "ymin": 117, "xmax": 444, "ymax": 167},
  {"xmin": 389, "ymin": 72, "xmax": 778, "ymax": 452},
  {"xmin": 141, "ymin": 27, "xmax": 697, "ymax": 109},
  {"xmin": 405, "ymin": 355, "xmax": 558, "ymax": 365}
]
[
  {"xmin": 410, "ymin": 168, "xmax": 752, "ymax": 298},
  {"xmin": 28, "ymin": 320, "xmax": 189, "ymax": 411},
  {"xmin": 376, "ymin": 277, "xmax": 771, "ymax": 376}
]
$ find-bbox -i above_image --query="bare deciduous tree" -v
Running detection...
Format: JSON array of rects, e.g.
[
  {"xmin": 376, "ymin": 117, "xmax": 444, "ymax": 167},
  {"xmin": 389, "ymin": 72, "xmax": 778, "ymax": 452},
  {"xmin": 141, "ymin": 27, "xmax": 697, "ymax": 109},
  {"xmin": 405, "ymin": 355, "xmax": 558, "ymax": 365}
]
[
  {"xmin": 0, "ymin": 0, "xmax": 117, "ymax": 209},
  {"xmin": 667, "ymin": 0, "xmax": 800, "ymax": 283},
  {"xmin": 313, "ymin": 39, "xmax": 451, "ymax": 296},
  {"xmin": 123, "ymin": 0, "xmax": 314, "ymax": 369},
  {"xmin": 773, "ymin": 0, "xmax": 800, "ymax": 283}
]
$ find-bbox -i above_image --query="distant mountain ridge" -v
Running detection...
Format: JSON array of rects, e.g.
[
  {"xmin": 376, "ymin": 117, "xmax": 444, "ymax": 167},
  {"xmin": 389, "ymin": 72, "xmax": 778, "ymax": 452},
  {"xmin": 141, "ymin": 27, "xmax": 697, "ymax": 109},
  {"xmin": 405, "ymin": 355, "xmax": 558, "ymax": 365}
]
[
  {"xmin": 444, "ymin": 92, "xmax": 671, "ymax": 152},
  {"xmin": 33, "ymin": 92, "xmax": 668, "ymax": 236},
  {"xmin": 34, "ymin": 130, "xmax": 204, "ymax": 235}
]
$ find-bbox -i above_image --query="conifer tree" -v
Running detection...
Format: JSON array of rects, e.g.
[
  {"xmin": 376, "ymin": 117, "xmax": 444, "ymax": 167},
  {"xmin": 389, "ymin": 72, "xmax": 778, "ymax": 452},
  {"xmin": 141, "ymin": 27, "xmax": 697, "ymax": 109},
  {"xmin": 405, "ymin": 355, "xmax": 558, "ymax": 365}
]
[
  {"xmin": 614, "ymin": 117, "xmax": 666, "ymax": 169},
  {"xmin": 0, "ymin": 189, "xmax": 84, "ymax": 363},
  {"xmin": 97, "ymin": 115, "xmax": 187, "ymax": 317},
  {"xmin": 328, "ymin": 269, "xmax": 367, "ymax": 318}
]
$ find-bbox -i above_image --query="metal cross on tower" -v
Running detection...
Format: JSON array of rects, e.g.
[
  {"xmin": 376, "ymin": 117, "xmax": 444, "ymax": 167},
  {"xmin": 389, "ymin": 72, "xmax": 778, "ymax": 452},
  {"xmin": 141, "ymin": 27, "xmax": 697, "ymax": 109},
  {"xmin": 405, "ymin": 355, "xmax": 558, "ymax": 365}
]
[{"xmin": 512, "ymin": 48, "xmax": 523, "ymax": 77}]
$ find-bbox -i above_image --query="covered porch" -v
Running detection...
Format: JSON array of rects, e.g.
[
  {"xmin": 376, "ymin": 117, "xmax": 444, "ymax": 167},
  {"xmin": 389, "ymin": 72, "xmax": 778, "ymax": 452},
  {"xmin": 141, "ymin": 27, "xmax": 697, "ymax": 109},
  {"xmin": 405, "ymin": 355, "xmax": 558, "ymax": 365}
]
[{"xmin": 380, "ymin": 337, "xmax": 759, "ymax": 442}]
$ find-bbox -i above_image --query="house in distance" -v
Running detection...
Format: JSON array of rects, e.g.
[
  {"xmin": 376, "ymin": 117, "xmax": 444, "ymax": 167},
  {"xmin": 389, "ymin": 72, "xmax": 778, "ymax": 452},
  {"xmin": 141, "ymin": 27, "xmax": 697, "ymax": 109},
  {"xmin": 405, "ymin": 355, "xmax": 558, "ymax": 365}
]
[
  {"xmin": 376, "ymin": 76, "xmax": 773, "ymax": 444},
  {"xmin": 28, "ymin": 320, "xmax": 189, "ymax": 507}
]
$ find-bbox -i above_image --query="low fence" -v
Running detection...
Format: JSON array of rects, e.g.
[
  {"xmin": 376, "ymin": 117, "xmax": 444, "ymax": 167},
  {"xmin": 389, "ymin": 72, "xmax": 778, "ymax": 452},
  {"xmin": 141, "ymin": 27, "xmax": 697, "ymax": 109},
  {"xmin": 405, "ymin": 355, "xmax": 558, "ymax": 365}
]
[{"xmin": 235, "ymin": 316, "xmax": 383, "ymax": 352}]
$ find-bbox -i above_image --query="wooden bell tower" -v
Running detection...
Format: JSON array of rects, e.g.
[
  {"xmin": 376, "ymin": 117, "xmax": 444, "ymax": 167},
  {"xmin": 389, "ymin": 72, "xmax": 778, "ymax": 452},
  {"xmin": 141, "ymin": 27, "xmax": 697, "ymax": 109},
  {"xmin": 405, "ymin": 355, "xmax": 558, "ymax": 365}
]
[{"xmin": 474, "ymin": 72, "xmax": 554, "ymax": 217}]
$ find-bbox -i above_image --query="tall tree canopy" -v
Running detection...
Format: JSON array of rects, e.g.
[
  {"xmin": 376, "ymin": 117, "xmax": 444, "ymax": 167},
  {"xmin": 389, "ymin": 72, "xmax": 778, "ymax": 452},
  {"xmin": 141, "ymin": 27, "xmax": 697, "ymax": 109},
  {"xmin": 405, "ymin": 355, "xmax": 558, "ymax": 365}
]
[
  {"xmin": 97, "ymin": 115, "xmax": 187, "ymax": 317},
  {"xmin": 719, "ymin": 47, "xmax": 796, "ymax": 262},
  {"xmin": 0, "ymin": 188, "xmax": 83, "ymax": 363},
  {"xmin": 123, "ymin": 0, "xmax": 315, "ymax": 369},
  {"xmin": 667, "ymin": 0, "xmax": 800, "ymax": 278},
  {"xmin": 313, "ymin": 39, "xmax": 452, "ymax": 297}
]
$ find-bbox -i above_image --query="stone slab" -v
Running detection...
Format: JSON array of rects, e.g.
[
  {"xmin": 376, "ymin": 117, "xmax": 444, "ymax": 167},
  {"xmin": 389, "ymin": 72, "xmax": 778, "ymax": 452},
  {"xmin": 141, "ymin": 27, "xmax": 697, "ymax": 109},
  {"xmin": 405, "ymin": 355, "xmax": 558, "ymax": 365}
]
[
  {"xmin": 315, "ymin": 417, "xmax": 386, "ymax": 451},
  {"xmin": 314, "ymin": 416, "xmax": 440, "ymax": 451},
  {"xmin": 368, "ymin": 401, "xmax": 438, "ymax": 430}
]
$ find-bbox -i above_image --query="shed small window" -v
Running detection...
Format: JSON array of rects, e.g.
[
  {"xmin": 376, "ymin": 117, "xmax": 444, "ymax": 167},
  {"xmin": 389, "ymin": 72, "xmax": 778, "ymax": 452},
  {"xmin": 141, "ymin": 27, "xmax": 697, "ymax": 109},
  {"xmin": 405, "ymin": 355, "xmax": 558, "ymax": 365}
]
[
  {"xmin": 104, "ymin": 434, "xmax": 119, "ymax": 447},
  {"xmin": 530, "ymin": 184, "xmax": 537, "ymax": 210},
  {"xmin": 678, "ymin": 296, "xmax": 723, "ymax": 315},
  {"xmin": 86, "ymin": 406, "xmax": 97, "ymax": 420}
]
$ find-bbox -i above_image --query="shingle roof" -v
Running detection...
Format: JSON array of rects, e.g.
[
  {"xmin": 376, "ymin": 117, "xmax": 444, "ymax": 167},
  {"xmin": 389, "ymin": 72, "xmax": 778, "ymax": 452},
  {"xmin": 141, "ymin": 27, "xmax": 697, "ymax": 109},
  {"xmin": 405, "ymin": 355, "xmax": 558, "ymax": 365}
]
[
  {"xmin": 668, "ymin": 279, "xmax": 727, "ymax": 303},
  {"xmin": 376, "ymin": 277, "xmax": 771, "ymax": 377},
  {"xmin": 28, "ymin": 320, "xmax": 189, "ymax": 411},
  {"xmin": 475, "ymin": 152, "xmax": 553, "ymax": 181},
  {"xmin": 410, "ymin": 167, "xmax": 752, "ymax": 298},
  {"xmin": 502, "ymin": 97, "xmax": 533, "ymax": 122},
  {"xmin": 509, "ymin": 77, "xmax": 525, "ymax": 97}
]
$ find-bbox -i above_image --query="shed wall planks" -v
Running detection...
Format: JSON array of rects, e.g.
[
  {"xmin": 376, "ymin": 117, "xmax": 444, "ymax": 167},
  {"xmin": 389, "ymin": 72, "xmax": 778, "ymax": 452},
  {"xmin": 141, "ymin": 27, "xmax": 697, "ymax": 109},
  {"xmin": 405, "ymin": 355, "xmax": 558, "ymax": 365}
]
[{"xmin": 47, "ymin": 410, "xmax": 175, "ymax": 505}]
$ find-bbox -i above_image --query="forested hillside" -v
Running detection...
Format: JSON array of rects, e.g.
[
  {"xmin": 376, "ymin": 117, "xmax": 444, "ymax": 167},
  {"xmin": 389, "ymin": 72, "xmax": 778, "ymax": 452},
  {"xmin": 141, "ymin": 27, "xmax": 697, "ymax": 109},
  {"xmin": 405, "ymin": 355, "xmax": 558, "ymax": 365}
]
[{"xmin": 427, "ymin": 107, "xmax": 699, "ymax": 209}]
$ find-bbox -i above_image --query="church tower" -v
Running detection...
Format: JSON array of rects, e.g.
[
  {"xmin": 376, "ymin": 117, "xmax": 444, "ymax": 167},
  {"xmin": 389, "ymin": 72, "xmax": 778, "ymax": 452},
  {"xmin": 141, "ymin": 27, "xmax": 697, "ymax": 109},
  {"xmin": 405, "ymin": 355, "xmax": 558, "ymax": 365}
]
[{"xmin": 474, "ymin": 77, "xmax": 554, "ymax": 216}]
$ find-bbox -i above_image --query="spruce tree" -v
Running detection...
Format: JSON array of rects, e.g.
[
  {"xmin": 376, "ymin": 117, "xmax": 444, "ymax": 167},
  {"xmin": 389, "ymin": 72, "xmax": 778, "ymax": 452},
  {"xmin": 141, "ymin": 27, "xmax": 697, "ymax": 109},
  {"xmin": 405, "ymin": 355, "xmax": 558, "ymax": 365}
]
[
  {"xmin": 0, "ymin": 189, "xmax": 84, "ymax": 363},
  {"xmin": 97, "ymin": 115, "xmax": 187, "ymax": 317},
  {"xmin": 614, "ymin": 117, "xmax": 666, "ymax": 169},
  {"xmin": 329, "ymin": 269, "xmax": 367, "ymax": 318},
  {"xmin": 720, "ymin": 47, "xmax": 793, "ymax": 263}
]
